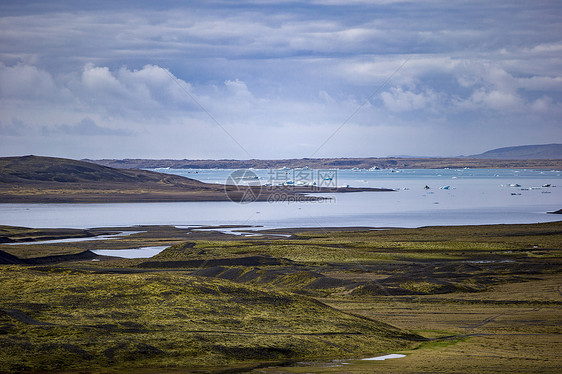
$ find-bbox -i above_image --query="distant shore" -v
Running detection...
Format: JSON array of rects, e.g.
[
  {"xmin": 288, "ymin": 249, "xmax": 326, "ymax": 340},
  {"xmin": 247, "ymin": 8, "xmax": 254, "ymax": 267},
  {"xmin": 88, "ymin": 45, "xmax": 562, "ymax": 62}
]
[{"xmin": 88, "ymin": 157, "xmax": 562, "ymax": 170}]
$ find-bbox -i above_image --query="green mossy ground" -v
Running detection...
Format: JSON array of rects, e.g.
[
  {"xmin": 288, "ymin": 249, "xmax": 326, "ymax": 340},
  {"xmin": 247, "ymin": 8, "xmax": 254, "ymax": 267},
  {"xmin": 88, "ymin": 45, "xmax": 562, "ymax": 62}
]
[
  {"xmin": 0, "ymin": 267, "xmax": 417, "ymax": 373},
  {"xmin": 0, "ymin": 221, "xmax": 560, "ymax": 373}
]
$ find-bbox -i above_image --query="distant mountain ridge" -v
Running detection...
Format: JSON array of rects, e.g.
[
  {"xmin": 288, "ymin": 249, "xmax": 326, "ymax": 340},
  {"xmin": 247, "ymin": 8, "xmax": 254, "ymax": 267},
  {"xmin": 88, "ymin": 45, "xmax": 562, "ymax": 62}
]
[
  {"xmin": 88, "ymin": 155, "xmax": 562, "ymax": 170},
  {"xmin": 468, "ymin": 144, "xmax": 562, "ymax": 159}
]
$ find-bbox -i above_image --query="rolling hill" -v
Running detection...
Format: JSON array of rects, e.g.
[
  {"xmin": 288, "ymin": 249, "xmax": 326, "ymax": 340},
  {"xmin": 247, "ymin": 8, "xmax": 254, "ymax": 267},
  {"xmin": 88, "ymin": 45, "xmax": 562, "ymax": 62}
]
[
  {"xmin": 468, "ymin": 144, "xmax": 562, "ymax": 159},
  {"xmin": 0, "ymin": 155, "xmax": 235, "ymax": 203},
  {"xmin": 0, "ymin": 155, "xmax": 210, "ymax": 186}
]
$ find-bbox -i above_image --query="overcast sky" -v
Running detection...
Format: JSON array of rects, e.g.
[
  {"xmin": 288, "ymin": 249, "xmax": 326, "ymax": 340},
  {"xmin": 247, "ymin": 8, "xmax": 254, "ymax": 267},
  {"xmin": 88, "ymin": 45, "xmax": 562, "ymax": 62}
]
[{"xmin": 1, "ymin": 0, "xmax": 561, "ymax": 159}]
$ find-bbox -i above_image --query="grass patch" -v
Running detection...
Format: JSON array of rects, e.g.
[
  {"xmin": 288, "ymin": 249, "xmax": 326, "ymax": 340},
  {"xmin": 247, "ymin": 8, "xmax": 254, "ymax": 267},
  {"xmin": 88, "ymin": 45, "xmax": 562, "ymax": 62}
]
[
  {"xmin": 413, "ymin": 335, "xmax": 470, "ymax": 350},
  {"xmin": 0, "ymin": 266, "xmax": 418, "ymax": 373}
]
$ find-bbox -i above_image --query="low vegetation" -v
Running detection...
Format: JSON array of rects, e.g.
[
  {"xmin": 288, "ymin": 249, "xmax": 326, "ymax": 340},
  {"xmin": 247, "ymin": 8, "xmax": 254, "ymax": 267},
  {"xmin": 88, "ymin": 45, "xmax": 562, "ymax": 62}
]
[
  {"xmin": 0, "ymin": 267, "xmax": 417, "ymax": 373},
  {"xmin": 0, "ymin": 222, "xmax": 560, "ymax": 372}
]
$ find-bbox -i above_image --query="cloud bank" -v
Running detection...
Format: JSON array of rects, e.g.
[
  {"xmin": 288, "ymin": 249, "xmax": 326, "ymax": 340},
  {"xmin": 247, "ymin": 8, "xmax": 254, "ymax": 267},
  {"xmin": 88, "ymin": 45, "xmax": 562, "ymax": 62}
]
[{"xmin": 0, "ymin": 0, "xmax": 561, "ymax": 159}]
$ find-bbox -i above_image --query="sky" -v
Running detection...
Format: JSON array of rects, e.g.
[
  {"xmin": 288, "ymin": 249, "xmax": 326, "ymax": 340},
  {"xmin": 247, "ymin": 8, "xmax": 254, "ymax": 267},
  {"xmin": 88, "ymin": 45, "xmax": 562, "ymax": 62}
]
[{"xmin": 0, "ymin": 0, "xmax": 561, "ymax": 160}]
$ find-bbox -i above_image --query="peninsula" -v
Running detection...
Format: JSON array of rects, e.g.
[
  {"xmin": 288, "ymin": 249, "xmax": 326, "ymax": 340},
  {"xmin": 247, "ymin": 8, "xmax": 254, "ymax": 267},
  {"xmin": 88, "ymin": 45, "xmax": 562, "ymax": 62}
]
[{"xmin": 0, "ymin": 155, "xmax": 391, "ymax": 203}]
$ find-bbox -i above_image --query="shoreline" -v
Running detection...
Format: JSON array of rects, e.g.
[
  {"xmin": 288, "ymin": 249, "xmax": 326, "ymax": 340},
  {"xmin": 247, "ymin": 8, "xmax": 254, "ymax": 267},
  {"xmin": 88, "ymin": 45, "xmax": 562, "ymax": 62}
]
[
  {"xmin": 2, "ymin": 221, "xmax": 561, "ymax": 245},
  {"xmin": 0, "ymin": 184, "xmax": 393, "ymax": 204},
  {"xmin": 4, "ymin": 204, "xmax": 558, "ymax": 237}
]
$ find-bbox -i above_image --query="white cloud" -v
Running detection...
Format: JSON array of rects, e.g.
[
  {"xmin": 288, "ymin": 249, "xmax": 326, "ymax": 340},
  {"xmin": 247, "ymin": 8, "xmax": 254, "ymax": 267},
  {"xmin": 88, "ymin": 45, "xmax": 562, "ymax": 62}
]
[
  {"xmin": 381, "ymin": 87, "xmax": 438, "ymax": 112},
  {"xmin": 530, "ymin": 96, "xmax": 554, "ymax": 113},
  {"xmin": 0, "ymin": 62, "xmax": 56, "ymax": 99},
  {"xmin": 528, "ymin": 42, "xmax": 562, "ymax": 54},
  {"xmin": 518, "ymin": 76, "xmax": 562, "ymax": 91},
  {"xmin": 76, "ymin": 63, "xmax": 194, "ymax": 113},
  {"xmin": 224, "ymin": 79, "xmax": 252, "ymax": 98},
  {"xmin": 81, "ymin": 64, "xmax": 122, "ymax": 92},
  {"xmin": 468, "ymin": 89, "xmax": 524, "ymax": 111}
]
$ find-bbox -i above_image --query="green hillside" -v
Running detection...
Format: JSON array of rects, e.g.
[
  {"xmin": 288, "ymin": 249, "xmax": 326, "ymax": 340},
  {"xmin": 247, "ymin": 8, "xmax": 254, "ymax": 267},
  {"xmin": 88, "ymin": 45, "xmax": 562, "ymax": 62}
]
[
  {"xmin": 0, "ymin": 267, "xmax": 418, "ymax": 373},
  {"xmin": 0, "ymin": 155, "xmax": 207, "ymax": 187}
]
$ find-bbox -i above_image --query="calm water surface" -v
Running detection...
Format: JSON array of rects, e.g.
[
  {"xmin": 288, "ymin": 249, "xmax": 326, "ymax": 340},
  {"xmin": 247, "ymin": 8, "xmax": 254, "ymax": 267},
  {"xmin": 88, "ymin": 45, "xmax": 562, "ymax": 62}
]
[{"xmin": 0, "ymin": 168, "xmax": 560, "ymax": 229}]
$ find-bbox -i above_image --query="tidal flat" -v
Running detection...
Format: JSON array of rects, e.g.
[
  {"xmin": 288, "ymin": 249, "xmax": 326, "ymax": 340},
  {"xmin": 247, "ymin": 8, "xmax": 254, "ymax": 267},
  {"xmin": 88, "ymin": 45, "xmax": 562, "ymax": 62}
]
[{"xmin": 0, "ymin": 222, "xmax": 560, "ymax": 373}]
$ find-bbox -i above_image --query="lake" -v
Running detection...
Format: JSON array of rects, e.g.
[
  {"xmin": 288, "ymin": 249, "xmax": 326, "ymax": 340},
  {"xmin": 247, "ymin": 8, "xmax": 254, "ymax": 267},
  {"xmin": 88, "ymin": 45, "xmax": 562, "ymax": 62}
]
[{"xmin": 0, "ymin": 168, "xmax": 560, "ymax": 229}]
